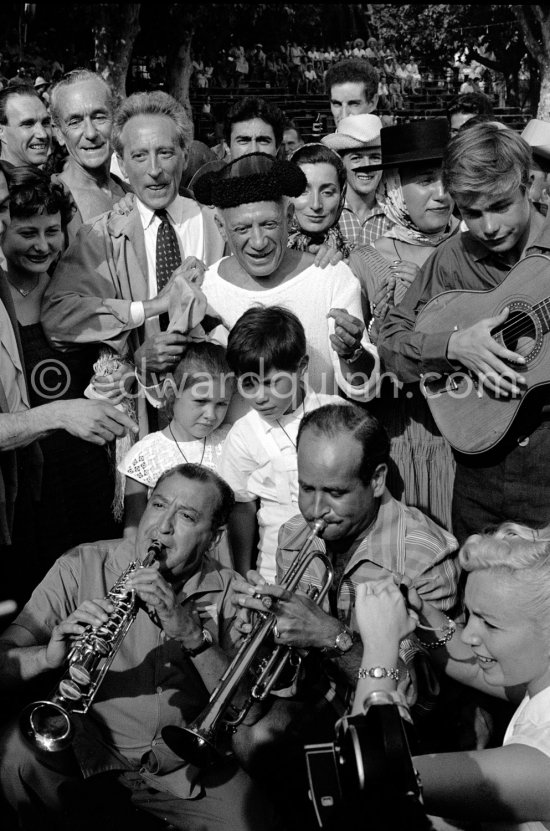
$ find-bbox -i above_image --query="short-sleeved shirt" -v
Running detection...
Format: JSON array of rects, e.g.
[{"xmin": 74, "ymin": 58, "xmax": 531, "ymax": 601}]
[
  {"xmin": 485, "ymin": 686, "xmax": 550, "ymax": 831},
  {"xmin": 338, "ymin": 198, "xmax": 394, "ymax": 249},
  {"xmin": 12, "ymin": 538, "xmax": 240, "ymax": 799},
  {"xmin": 119, "ymin": 426, "xmax": 230, "ymax": 489},
  {"xmin": 276, "ymin": 491, "xmax": 459, "ymax": 712},
  {"xmin": 201, "ymin": 258, "xmax": 380, "ymax": 403},
  {"xmin": 220, "ymin": 391, "xmax": 345, "ymax": 581}
]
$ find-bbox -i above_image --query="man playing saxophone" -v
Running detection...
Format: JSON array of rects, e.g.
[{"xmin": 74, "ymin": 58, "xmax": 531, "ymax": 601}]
[{"xmin": 0, "ymin": 463, "xmax": 281, "ymax": 831}]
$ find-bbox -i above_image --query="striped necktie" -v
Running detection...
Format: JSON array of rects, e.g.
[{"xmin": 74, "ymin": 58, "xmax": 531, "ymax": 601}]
[{"xmin": 155, "ymin": 208, "xmax": 182, "ymax": 330}]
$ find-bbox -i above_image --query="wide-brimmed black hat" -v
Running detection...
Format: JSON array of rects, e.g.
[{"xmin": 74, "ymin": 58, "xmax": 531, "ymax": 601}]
[{"xmin": 368, "ymin": 117, "xmax": 450, "ymax": 171}]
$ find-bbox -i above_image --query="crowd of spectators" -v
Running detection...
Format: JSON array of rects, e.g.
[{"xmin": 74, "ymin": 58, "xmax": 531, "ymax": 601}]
[{"xmin": 181, "ymin": 38, "xmax": 427, "ymax": 101}]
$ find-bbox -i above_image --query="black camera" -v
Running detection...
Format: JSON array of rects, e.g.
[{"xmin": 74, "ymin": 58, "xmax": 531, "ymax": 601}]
[{"xmin": 305, "ymin": 690, "xmax": 433, "ymax": 831}]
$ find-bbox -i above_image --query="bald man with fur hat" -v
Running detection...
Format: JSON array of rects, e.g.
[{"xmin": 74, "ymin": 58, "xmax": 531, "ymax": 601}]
[
  {"xmin": 322, "ymin": 113, "xmax": 393, "ymax": 247},
  {"xmin": 193, "ymin": 152, "xmax": 380, "ymax": 413}
]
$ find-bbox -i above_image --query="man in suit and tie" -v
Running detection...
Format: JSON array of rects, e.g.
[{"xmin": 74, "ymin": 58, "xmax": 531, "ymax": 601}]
[{"xmin": 41, "ymin": 90, "xmax": 225, "ymax": 434}]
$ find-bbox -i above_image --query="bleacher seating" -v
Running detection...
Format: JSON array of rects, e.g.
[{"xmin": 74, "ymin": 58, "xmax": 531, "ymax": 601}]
[{"xmin": 190, "ymin": 78, "xmax": 531, "ymax": 142}]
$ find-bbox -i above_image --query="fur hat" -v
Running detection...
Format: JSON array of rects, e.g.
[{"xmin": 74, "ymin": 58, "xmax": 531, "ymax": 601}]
[{"xmin": 193, "ymin": 152, "xmax": 306, "ymax": 208}]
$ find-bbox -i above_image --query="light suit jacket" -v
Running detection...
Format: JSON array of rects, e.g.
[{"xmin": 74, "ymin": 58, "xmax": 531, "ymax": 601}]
[{"xmin": 41, "ymin": 192, "xmax": 225, "ymax": 358}]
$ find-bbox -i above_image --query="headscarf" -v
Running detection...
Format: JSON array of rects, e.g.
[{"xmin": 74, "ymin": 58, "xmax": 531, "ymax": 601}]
[
  {"xmin": 381, "ymin": 168, "xmax": 459, "ymax": 246},
  {"xmin": 287, "ymin": 186, "xmax": 351, "ymax": 257},
  {"xmin": 287, "ymin": 146, "xmax": 351, "ymax": 257}
]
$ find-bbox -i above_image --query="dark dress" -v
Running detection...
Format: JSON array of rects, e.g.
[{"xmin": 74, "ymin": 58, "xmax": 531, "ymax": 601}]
[{"xmin": 17, "ymin": 322, "xmax": 120, "ymax": 590}]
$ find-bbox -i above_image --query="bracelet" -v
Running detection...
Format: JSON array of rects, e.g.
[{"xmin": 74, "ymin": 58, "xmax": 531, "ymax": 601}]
[
  {"xmin": 357, "ymin": 665, "xmax": 400, "ymax": 681},
  {"xmin": 416, "ymin": 615, "xmax": 456, "ymax": 649},
  {"xmin": 361, "ymin": 689, "xmax": 412, "ymax": 723}
]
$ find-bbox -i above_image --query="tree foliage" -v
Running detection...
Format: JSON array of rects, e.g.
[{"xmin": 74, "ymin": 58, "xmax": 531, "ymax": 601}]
[{"xmin": 91, "ymin": 4, "xmax": 141, "ymax": 102}]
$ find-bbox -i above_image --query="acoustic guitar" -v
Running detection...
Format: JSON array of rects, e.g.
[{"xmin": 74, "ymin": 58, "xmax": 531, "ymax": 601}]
[{"xmin": 414, "ymin": 253, "xmax": 550, "ymax": 455}]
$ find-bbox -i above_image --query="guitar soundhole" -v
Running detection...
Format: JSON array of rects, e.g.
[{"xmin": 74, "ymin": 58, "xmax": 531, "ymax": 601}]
[{"xmin": 497, "ymin": 310, "xmax": 538, "ymax": 360}]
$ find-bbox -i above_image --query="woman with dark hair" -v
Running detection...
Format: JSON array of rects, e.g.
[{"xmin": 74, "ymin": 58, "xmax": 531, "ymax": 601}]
[
  {"xmin": 3, "ymin": 165, "xmax": 121, "ymax": 582},
  {"xmin": 287, "ymin": 142, "xmax": 351, "ymax": 256}
]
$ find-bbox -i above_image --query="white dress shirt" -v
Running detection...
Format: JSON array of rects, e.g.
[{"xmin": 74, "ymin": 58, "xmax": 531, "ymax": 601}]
[{"xmin": 129, "ymin": 195, "xmax": 205, "ymax": 326}]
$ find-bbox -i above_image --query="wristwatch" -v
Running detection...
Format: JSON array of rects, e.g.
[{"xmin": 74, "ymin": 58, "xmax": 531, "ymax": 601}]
[
  {"xmin": 333, "ymin": 626, "xmax": 355, "ymax": 654},
  {"xmin": 180, "ymin": 628, "xmax": 213, "ymax": 657},
  {"xmin": 343, "ymin": 345, "xmax": 363, "ymax": 365}
]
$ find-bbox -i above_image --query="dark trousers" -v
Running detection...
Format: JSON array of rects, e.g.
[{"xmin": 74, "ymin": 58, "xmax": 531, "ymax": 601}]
[{"xmin": 0, "ymin": 719, "xmax": 284, "ymax": 831}]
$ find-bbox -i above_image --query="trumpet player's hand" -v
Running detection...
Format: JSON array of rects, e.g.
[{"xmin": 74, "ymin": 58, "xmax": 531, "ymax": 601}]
[
  {"xmin": 230, "ymin": 570, "xmax": 271, "ymax": 634},
  {"xmin": 126, "ymin": 565, "xmax": 203, "ymax": 645},
  {"xmin": 233, "ymin": 578, "xmax": 343, "ymax": 649},
  {"xmin": 45, "ymin": 598, "xmax": 115, "ymax": 669}
]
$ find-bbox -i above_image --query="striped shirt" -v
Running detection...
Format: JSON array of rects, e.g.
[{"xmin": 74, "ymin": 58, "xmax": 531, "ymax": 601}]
[
  {"xmin": 276, "ymin": 489, "xmax": 459, "ymax": 712},
  {"xmin": 338, "ymin": 198, "xmax": 394, "ymax": 249}
]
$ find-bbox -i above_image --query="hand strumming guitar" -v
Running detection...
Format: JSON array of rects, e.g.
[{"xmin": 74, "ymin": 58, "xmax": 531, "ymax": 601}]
[{"xmin": 446, "ymin": 306, "xmax": 526, "ymax": 397}]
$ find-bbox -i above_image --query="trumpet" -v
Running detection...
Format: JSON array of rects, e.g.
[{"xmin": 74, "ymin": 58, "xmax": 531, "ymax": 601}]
[
  {"xmin": 162, "ymin": 518, "xmax": 332, "ymax": 768},
  {"xmin": 19, "ymin": 540, "xmax": 162, "ymax": 754}
]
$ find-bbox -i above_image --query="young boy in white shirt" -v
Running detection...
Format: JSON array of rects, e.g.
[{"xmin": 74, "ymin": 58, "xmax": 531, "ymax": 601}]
[{"xmin": 220, "ymin": 305, "xmax": 346, "ymax": 581}]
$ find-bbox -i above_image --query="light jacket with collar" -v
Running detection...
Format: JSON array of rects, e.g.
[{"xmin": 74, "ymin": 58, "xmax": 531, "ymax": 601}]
[{"xmin": 41, "ymin": 191, "xmax": 224, "ymax": 358}]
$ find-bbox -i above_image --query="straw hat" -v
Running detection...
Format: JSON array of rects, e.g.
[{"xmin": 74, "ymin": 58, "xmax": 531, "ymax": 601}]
[
  {"xmin": 521, "ymin": 118, "xmax": 550, "ymax": 162},
  {"xmin": 321, "ymin": 114, "xmax": 382, "ymax": 153}
]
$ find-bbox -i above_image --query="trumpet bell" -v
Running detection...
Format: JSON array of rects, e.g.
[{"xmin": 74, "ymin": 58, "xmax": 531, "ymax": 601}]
[
  {"xmin": 19, "ymin": 700, "xmax": 74, "ymax": 753},
  {"xmin": 162, "ymin": 725, "xmax": 221, "ymax": 769}
]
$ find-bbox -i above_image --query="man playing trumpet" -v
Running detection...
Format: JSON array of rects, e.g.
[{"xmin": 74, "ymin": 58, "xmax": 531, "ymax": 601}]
[
  {"xmin": 0, "ymin": 464, "xmax": 280, "ymax": 831},
  {"xmin": 231, "ymin": 404, "xmax": 460, "ymax": 829}
]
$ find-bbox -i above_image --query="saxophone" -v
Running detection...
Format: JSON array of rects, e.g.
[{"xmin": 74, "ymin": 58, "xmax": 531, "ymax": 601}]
[{"xmin": 19, "ymin": 540, "xmax": 162, "ymax": 754}]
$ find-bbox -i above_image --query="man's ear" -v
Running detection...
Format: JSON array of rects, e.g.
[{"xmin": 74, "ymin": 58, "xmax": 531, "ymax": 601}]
[
  {"xmin": 286, "ymin": 201, "xmax": 295, "ymax": 224},
  {"xmin": 208, "ymin": 527, "xmax": 224, "ymax": 551},
  {"xmin": 53, "ymin": 125, "xmax": 66, "ymax": 148},
  {"xmin": 117, "ymin": 153, "xmax": 127, "ymax": 181},
  {"xmin": 367, "ymin": 94, "xmax": 379, "ymax": 113},
  {"xmin": 0, "ymin": 124, "xmax": 5, "ymax": 147},
  {"xmin": 180, "ymin": 146, "xmax": 189, "ymax": 174},
  {"xmin": 214, "ymin": 210, "xmax": 228, "ymax": 242},
  {"xmin": 298, "ymin": 355, "xmax": 309, "ymax": 377},
  {"xmin": 371, "ymin": 462, "xmax": 387, "ymax": 497}
]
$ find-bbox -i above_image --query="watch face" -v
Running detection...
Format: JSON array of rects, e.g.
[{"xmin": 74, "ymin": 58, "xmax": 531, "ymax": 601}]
[{"xmin": 335, "ymin": 631, "xmax": 353, "ymax": 652}]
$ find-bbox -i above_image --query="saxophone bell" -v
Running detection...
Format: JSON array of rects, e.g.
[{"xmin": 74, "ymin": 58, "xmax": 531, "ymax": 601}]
[{"xmin": 19, "ymin": 540, "xmax": 162, "ymax": 755}]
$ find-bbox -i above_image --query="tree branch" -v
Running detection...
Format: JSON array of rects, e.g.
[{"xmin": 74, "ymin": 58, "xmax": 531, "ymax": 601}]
[
  {"xmin": 469, "ymin": 49, "xmax": 503, "ymax": 73},
  {"xmin": 511, "ymin": 5, "xmax": 547, "ymax": 64}
]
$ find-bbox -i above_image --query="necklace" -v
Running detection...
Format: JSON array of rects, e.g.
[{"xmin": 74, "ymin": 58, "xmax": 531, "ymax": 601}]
[
  {"xmin": 275, "ymin": 394, "xmax": 307, "ymax": 448},
  {"xmin": 8, "ymin": 275, "xmax": 40, "ymax": 297},
  {"xmin": 168, "ymin": 422, "xmax": 206, "ymax": 465}
]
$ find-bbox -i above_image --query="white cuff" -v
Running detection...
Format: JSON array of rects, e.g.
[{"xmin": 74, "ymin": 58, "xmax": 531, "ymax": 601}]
[{"xmin": 129, "ymin": 301, "xmax": 145, "ymax": 326}]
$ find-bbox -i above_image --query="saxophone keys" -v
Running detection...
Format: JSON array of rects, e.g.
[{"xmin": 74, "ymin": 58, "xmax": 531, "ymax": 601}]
[{"xmin": 59, "ymin": 678, "xmax": 84, "ymax": 701}]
